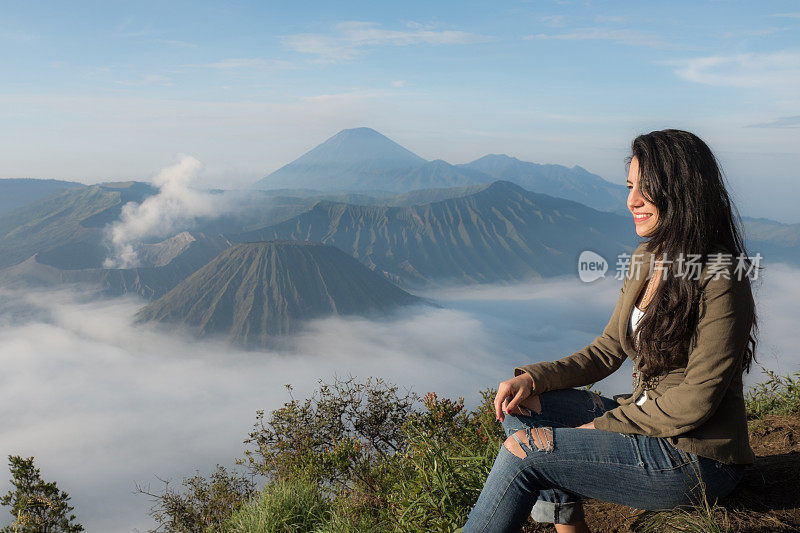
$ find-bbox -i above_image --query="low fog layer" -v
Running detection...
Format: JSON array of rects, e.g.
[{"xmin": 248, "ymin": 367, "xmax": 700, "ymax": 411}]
[{"xmin": 0, "ymin": 263, "xmax": 797, "ymax": 531}]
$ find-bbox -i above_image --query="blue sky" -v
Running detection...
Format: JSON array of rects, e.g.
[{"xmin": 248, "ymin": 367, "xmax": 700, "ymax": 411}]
[{"xmin": 1, "ymin": 0, "xmax": 799, "ymax": 221}]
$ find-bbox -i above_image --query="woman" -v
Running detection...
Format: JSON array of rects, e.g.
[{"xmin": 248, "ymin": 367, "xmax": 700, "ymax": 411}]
[{"xmin": 461, "ymin": 129, "xmax": 761, "ymax": 533}]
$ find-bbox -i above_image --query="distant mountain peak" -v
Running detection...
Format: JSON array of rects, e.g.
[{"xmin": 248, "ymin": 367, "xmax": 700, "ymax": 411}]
[
  {"xmin": 332, "ymin": 127, "xmax": 385, "ymax": 138},
  {"xmin": 254, "ymin": 127, "xmax": 430, "ymax": 191},
  {"xmin": 474, "ymin": 154, "xmax": 520, "ymax": 163},
  {"xmin": 297, "ymin": 127, "xmax": 425, "ymax": 165},
  {"xmin": 470, "ymin": 179, "xmax": 528, "ymax": 200},
  {"xmin": 483, "ymin": 179, "xmax": 525, "ymax": 192}
]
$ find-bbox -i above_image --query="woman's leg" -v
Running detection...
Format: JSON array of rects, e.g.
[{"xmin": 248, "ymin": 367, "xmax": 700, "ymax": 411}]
[
  {"xmin": 462, "ymin": 390, "xmax": 744, "ymax": 533},
  {"xmin": 497, "ymin": 388, "xmax": 618, "ymax": 525}
]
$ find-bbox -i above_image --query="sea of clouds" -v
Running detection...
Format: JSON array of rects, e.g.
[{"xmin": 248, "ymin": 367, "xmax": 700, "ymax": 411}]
[{"xmin": 0, "ymin": 262, "xmax": 797, "ymax": 531}]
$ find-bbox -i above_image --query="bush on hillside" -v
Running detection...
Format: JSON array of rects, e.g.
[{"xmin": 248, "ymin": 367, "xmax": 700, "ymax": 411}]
[
  {"xmin": 236, "ymin": 376, "xmax": 504, "ymax": 532},
  {"xmin": 745, "ymin": 365, "xmax": 800, "ymax": 419},
  {"xmin": 135, "ymin": 464, "xmax": 255, "ymax": 533},
  {"xmin": 1, "ymin": 455, "xmax": 83, "ymax": 533}
]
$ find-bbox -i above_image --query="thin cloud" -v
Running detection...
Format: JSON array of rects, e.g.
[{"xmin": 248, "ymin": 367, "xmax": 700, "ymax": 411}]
[
  {"xmin": 540, "ymin": 15, "xmax": 567, "ymax": 27},
  {"xmin": 280, "ymin": 21, "xmax": 491, "ymax": 63},
  {"xmin": 524, "ymin": 27, "xmax": 683, "ymax": 50},
  {"xmin": 595, "ymin": 15, "xmax": 628, "ymax": 24},
  {"xmin": 185, "ymin": 58, "xmax": 296, "ymax": 70},
  {"xmin": 746, "ymin": 115, "xmax": 800, "ymax": 128},
  {"xmin": 665, "ymin": 50, "xmax": 800, "ymax": 91},
  {"xmin": 301, "ymin": 88, "xmax": 412, "ymax": 103},
  {"xmin": 720, "ymin": 27, "xmax": 786, "ymax": 38},
  {"xmin": 769, "ymin": 12, "xmax": 800, "ymax": 19},
  {"xmin": 114, "ymin": 74, "xmax": 175, "ymax": 87}
]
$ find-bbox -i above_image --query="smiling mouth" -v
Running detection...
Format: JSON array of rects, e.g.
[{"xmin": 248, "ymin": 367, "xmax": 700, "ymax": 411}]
[{"xmin": 633, "ymin": 213, "xmax": 653, "ymax": 223}]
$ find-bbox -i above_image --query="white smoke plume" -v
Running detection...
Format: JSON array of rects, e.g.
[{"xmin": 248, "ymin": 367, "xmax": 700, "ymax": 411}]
[{"xmin": 103, "ymin": 154, "xmax": 217, "ymax": 268}]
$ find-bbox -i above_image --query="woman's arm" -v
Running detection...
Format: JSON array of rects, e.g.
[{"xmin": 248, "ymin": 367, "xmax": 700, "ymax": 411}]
[{"xmin": 593, "ymin": 271, "xmax": 754, "ymax": 437}]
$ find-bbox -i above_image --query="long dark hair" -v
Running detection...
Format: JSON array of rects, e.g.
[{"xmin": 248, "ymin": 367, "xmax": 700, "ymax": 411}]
[{"xmin": 625, "ymin": 129, "xmax": 761, "ymax": 380}]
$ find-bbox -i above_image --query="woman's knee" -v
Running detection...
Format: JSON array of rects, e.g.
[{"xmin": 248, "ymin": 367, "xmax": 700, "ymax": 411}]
[
  {"xmin": 503, "ymin": 427, "xmax": 554, "ymax": 459},
  {"xmin": 500, "ymin": 413, "xmax": 524, "ymax": 435}
]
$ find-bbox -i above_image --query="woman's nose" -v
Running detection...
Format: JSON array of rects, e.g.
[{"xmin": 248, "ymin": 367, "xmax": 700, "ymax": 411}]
[{"xmin": 628, "ymin": 188, "xmax": 644, "ymax": 209}]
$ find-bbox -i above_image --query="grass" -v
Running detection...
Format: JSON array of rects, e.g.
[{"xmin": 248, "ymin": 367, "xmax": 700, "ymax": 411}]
[
  {"xmin": 633, "ymin": 463, "xmax": 733, "ymax": 533},
  {"xmin": 223, "ymin": 478, "xmax": 331, "ymax": 532}
]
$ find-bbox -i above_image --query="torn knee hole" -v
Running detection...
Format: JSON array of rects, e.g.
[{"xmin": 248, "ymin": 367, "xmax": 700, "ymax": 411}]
[{"xmin": 503, "ymin": 427, "xmax": 554, "ymax": 458}]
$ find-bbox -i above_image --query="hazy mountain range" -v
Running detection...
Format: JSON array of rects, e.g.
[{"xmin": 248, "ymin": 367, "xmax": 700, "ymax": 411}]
[
  {"xmin": 237, "ymin": 180, "xmax": 634, "ymax": 288},
  {"xmin": 253, "ymin": 127, "xmax": 629, "ymax": 213},
  {"xmin": 1, "ymin": 127, "xmax": 796, "ymax": 344},
  {"xmin": 0, "ymin": 181, "xmax": 156, "ymax": 271}
]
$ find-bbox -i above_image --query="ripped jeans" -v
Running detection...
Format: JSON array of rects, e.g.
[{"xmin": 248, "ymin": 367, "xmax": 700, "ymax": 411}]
[{"xmin": 461, "ymin": 388, "xmax": 745, "ymax": 532}]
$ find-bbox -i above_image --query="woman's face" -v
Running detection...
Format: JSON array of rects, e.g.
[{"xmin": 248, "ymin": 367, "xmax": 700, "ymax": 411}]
[{"xmin": 627, "ymin": 156, "xmax": 659, "ymax": 237}]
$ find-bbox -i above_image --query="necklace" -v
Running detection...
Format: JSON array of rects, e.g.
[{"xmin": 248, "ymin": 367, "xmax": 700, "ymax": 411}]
[{"xmin": 631, "ymin": 260, "xmax": 663, "ymax": 393}]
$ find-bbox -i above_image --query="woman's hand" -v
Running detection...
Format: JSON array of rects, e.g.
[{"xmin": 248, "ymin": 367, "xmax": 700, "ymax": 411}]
[
  {"xmin": 494, "ymin": 373, "xmax": 534, "ymax": 422},
  {"xmin": 575, "ymin": 421, "xmax": 596, "ymax": 429}
]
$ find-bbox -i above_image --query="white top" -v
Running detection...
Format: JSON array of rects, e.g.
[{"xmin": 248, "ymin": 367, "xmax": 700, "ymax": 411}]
[{"xmin": 629, "ymin": 304, "xmax": 648, "ymax": 406}]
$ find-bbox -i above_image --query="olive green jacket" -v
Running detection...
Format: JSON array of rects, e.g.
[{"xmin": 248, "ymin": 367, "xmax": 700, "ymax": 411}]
[{"xmin": 514, "ymin": 242, "xmax": 757, "ymax": 465}]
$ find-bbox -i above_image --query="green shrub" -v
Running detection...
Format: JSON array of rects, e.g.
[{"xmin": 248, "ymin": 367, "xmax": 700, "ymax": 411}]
[
  {"xmin": 135, "ymin": 464, "xmax": 255, "ymax": 532},
  {"xmin": 385, "ymin": 389, "xmax": 503, "ymax": 532},
  {"xmin": 1, "ymin": 455, "xmax": 83, "ymax": 533},
  {"xmin": 237, "ymin": 378, "xmax": 504, "ymax": 532},
  {"xmin": 745, "ymin": 365, "xmax": 800, "ymax": 419},
  {"xmin": 239, "ymin": 376, "xmax": 417, "ymax": 511}
]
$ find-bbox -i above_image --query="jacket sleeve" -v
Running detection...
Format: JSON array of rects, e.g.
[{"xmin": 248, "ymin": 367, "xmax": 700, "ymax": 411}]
[
  {"xmin": 513, "ymin": 276, "xmax": 630, "ymax": 395},
  {"xmin": 593, "ymin": 271, "xmax": 754, "ymax": 437}
]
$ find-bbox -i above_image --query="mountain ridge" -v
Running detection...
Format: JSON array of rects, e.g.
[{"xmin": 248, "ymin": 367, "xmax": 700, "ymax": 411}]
[
  {"xmin": 237, "ymin": 179, "xmax": 635, "ymax": 288},
  {"xmin": 459, "ymin": 154, "xmax": 627, "ymax": 212},
  {"xmin": 0, "ymin": 178, "xmax": 86, "ymax": 216}
]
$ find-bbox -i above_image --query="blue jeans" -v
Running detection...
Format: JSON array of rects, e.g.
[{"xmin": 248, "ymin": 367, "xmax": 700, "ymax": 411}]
[{"xmin": 461, "ymin": 388, "xmax": 745, "ymax": 532}]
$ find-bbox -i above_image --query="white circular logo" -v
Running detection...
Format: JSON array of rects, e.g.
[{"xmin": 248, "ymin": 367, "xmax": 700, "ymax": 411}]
[{"xmin": 578, "ymin": 250, "xmax": 608, "ymax": 282}]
